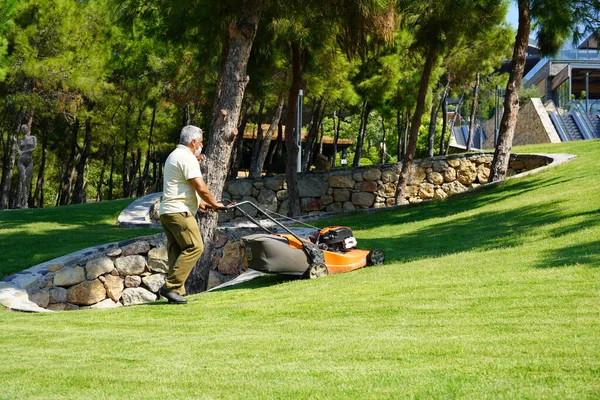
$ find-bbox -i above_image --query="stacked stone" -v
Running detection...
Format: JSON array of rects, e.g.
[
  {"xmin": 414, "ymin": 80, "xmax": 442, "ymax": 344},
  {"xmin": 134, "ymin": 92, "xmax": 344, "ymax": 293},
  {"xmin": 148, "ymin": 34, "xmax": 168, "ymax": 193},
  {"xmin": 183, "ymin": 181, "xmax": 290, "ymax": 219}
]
[
  {"xmin": 207, "ymin": 234, "xmax": 248, "ymax": 290},
  {"xmin": 24, "ymin": 236, "xmax": 169, "ymax": 311},
  {"xmin": 215, "ymin": 154, "xmax": 547, "ymax": 218}
]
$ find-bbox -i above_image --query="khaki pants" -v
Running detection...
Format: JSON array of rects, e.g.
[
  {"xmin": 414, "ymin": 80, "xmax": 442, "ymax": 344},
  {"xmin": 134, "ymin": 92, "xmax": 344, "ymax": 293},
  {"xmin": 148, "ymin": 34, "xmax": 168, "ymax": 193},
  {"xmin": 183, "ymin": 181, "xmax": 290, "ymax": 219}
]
[{"xmin": 159, "ymin": 212, "xmax": 204, "ymax": 295}]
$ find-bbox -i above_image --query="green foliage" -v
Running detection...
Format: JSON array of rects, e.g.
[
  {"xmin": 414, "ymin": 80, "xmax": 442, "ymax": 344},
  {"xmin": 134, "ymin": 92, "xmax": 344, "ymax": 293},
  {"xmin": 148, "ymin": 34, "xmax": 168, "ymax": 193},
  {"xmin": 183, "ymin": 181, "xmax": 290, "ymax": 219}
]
[
  {"xmin": 0, "ymin": 0, "xmax": 523, "ymax": 208},
  {"xmin": 0, "ymin": 0, "xmax": 16, "ymax": 81},
  {"xmin": 519, "ymin": 85, "xmax": 542, "ymax": 105},
  {"xmin": 478, "ymin": 73, "xmax": 509, "ymax": 120}
]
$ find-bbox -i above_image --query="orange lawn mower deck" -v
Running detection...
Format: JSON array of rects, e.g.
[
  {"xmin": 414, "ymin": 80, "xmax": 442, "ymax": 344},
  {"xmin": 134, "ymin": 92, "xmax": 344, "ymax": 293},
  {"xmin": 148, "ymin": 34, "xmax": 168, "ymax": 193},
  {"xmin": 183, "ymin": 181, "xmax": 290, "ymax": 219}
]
[{"xmin": 220, "ymin": 201, "xmax": 384, "ymax": 279}]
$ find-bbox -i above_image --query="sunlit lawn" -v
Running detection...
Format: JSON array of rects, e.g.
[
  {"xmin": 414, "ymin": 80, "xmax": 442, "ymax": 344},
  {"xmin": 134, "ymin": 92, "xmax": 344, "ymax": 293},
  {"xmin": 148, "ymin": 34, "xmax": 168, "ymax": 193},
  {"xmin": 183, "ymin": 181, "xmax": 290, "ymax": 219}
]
[
  {"xmin": 0, "ymin": 198, "xmax": 160, "ymax": 279},
  {"xmin": 0, "ymin": 141, "xmax": 599, "ymax": 399}
]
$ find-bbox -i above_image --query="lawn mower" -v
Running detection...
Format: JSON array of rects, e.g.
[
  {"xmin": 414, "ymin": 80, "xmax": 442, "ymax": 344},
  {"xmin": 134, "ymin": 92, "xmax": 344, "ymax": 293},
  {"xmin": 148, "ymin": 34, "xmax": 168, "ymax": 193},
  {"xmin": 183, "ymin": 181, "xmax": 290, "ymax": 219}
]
[{"xmin": 219, "ymin": 201, "xmax": 384, "ymax": 279}]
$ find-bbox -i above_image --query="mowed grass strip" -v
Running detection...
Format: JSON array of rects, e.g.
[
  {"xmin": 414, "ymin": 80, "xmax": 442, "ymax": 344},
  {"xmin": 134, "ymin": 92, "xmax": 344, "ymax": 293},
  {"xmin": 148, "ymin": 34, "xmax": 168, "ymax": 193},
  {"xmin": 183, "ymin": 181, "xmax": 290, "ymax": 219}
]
[{"xmin": 0, "ymin": 141, "xmax": 599, "ymax": 399}]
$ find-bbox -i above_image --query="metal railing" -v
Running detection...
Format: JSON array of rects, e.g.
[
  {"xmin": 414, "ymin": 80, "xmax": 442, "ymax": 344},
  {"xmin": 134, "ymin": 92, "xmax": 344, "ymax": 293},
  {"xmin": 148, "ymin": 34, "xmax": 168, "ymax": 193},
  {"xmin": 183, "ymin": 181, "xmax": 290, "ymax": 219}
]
[
  {"xmin": 570, "ymin": 99, "xmax": 600, "ymax": 114},
  {"xmin": 555, "ymin": 48, "xmax": 600, "ymax": 61}
]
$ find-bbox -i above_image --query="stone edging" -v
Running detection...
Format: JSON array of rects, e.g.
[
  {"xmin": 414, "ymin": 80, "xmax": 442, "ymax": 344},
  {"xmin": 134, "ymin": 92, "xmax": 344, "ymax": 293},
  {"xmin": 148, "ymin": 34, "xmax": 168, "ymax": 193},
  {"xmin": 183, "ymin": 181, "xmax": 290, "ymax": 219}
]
[
  {"xmin": 0, "ymin": 234, "xmax": 165, "ymax": 312},
  {"xmin": 117, "ymin": 192, "xmax": 162, "ymax": 228}
]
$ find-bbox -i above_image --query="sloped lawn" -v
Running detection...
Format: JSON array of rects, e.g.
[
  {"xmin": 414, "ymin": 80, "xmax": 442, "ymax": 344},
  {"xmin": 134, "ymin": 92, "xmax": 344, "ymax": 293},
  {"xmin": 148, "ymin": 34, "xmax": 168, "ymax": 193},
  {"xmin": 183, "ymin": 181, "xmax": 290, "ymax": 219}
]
[
  {"xmin": 0, "ymin": 198, "xmax": 160, "ymax": 279},
  {"xmin": 0, "ymin": 141, "xmax": 598, "ymax": 399}
]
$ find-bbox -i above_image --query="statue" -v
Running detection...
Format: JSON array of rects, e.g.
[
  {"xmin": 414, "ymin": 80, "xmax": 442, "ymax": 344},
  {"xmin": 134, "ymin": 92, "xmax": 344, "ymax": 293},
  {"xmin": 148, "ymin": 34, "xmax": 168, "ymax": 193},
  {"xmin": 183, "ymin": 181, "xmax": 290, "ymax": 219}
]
[{"xmin": 16, "ymin": 124, "xmax": 37, "ymax": 209}]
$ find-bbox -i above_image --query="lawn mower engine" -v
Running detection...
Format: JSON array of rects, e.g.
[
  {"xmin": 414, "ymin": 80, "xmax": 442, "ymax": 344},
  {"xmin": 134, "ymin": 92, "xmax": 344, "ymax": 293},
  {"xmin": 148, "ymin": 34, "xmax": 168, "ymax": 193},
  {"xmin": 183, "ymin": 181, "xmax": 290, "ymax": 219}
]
[{"xmin": 315, "ymin": 227, "xmax": 357, "ymax": 253}]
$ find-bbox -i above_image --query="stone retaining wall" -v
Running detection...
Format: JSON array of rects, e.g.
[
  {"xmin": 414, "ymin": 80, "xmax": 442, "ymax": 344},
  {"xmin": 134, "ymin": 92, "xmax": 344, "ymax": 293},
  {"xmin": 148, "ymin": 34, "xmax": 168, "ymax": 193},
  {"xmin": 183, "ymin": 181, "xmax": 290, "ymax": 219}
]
[
  {"xmin": 13, "ymin": 235, "xmax": 169, "ymax": 310},
  {"xmin": 214, "ymin": 153, "xmax": 550, "ymax": 222},
  {"xmin": 8, "ymin": 228, "xmax": 268, "ymax": 311}
]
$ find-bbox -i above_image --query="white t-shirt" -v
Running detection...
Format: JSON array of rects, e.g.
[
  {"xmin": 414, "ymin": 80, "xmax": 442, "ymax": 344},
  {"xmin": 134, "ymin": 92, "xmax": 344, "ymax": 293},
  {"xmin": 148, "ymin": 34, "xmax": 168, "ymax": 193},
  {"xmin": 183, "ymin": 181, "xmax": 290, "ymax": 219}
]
[{"xmin": 159, "ymin": 144, "xmax": 202, "ymax": 216}]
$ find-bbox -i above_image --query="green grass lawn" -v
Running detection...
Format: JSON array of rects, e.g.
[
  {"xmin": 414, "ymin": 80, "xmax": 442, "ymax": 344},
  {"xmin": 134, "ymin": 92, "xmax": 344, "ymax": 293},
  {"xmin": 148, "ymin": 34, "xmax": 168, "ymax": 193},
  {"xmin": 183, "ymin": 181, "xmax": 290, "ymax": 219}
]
[
  {"xmin": 1, "ymin": 141, "xmax": 599, "ymax": 399},
  {"xmin": 0, "ymin": 198, "xmax": 161, "ymax": 279}
]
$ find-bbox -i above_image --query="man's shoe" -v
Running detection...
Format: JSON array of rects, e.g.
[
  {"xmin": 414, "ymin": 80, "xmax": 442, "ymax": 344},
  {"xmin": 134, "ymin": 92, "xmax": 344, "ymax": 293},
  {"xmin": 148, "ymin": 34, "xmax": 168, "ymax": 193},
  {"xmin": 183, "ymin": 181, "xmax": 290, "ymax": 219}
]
[{"xmin": 159, "ymin": 287, "xmax": 187, "ymax": 304}]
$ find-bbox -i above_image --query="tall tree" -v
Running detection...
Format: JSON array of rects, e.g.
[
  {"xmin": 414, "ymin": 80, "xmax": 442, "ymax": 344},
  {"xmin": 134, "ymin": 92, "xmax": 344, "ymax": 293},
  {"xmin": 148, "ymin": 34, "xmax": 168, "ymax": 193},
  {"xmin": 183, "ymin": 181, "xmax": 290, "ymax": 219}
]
[
  {"xmin": 440, "ymin": 23, "xmax": 512, "ymax": 152},
  {"xmin": 490, "ymin": 0, "xmax": 600, "ymax": 181},
  {"xmin": 0, "ymin": 0, "xmax": 16, "ymax": 82},
  {"xmin": 249, "ymin": 93, "xmax": 285, "ymax": 178},
  {"xmin": 188, "ymin": 0, "xmax": 261, "ymax": 294},
  {"xmin": 395, "ymin": 0, "xmax": 507, "ymax": 204},
  {"xmin": 466, "ymin": 72, "xmax": 480, "ymax": 152}
]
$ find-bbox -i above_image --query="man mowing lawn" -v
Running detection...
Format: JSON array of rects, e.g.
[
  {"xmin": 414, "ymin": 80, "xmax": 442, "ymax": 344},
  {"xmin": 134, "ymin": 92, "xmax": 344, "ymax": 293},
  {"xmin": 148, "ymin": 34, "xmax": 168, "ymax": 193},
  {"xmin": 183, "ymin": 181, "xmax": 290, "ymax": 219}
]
[{"xmin": 158, "ymin": 125, "xmax": 224, "ymax": 304}]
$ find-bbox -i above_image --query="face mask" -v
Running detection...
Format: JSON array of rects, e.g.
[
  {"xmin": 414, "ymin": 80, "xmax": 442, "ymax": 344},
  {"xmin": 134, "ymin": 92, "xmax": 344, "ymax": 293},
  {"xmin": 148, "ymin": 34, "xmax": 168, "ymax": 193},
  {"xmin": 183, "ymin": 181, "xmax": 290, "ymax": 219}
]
[{"xmin": 195, "ymin": 145, "xmax": 203, "ymax": 157}]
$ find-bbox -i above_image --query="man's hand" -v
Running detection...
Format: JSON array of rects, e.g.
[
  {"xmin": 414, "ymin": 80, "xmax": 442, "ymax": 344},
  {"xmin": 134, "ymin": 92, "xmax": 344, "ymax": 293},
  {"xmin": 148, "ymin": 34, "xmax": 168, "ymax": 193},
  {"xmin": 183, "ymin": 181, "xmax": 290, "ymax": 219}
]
[
  {"xmin": 211, "ymin": 202, "xmax": 225, "ymax": 211},
  {"xmin": 198, "ymin": 201, "xmax": 208, "ymax": 213}
]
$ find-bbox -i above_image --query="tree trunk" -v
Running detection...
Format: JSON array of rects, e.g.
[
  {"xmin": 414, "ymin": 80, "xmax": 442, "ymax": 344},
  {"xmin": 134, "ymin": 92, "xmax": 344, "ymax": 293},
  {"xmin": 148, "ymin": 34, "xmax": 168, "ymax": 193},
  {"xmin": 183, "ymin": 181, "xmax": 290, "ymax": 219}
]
[
  {"xmin": 380, "ymin": 116, "xmax": 387, "ymax": 164},
  {"xmin": 438, "ymin": 89, "xmax": 449, "ymax": 156},
  {"xmin": 427, "ymin": 90, "xmax": 440, "ymax": 158},
  {"xmin": 129, "ymin": 148, "xmax": 141, "ymax": 197},
  {"xmin": 446, "ymin": 95, "xmax": 464, "ymax": 155},
  {"xmin": 318, "ymin": 116, "xmax": 325, "ymax": 155},
  {"xmin": 249, "ymin": 94, "xmax": 284, "ymax": 178},
  {"xmin": 72, "ymin": 101, "xmax": 95, "ymax": 204},
  {"xmin": 395, "ymin": 45, "xmax": 439, "ymax": 205},
  {"xmin": 211, "ymin": 30, "xmax": 231, "ymax": 120},
  {"xmin": 124, "ymin": 108, "xmax": 144, "ymax": 197},
  {"xmin": 249, "ymin": 100, "xmax": 265, "ymax": 176},
  {"xmin": 396, "ymin": 109, "xmax": 403, "ymax": 161},
  {"xmin": 96, "ymin": 157, "xmax": 107, "ymax": 202},
  {"xmin": 402, "ymin": 109, "xmax": 410, "ymax": 159},
  {"xmin": 122, "ymin": 135, "xmax": 130, "ymax": 197},
  {"xmin": 137, "ymin": 104, "xmax": 157, "ymax": 197},
  {"xmin": 187, "ymin": 0, "xmax": 261, "ymax": 294},
  {"xmin": 466, "ymin": 73, "xmax": 480, "ymax": 152},
  {"xmin": 332, "ymin": 109, "xmax": 341, "ymax": 167},
  {"xmin": 284, "ymin": 40, "xmax": 303, "ymax": 217},
  {"xmin": 0, "ymin": 110, "xmax": 26, "ymax": 209},
  {"xmin": 267, "ymin": 122, "xmax": 283, "ymax": 166},
  {"xmin": 33, "ymin": 127, "xmax": 49, "ymax": 208},
  {"xmin": 353, "ymin": 100, "xmax": 369, "ymax": 167},
  {"xmin": 490, "ymin": 1, "xmax": 530, "ymax": 182},
  {"xmin": 315, "ymin": 103, "xmax": 327, "ymax": 167},
  {"xmin": 229, "ymin": 98, "xmax": 254, "ymax": 179},
  {"xmin": 108, "ymin": 142, "xmax": 116, "ymax": 201},
  {"xmin": 428, "ymin": 85, "xmax": 448, "ymax": 158},
  {"xmin": 303, "ymin": 97, "xmax": 323, "ymax": 172},
  {"xmin": 59, "ymin": 118, "xmax": 79, "ymax": 206},
  {"xmin": 71, "ymin": 115, "xmax": 91, "ymax": 204}
]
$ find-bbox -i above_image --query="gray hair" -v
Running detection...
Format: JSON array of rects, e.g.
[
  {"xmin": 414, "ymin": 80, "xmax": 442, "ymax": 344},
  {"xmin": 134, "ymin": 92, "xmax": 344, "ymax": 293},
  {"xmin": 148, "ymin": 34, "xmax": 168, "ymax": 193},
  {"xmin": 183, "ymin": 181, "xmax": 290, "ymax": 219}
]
[{"xmin": 179, "ymin": 125, "xmax": 203, "ymax": 145}]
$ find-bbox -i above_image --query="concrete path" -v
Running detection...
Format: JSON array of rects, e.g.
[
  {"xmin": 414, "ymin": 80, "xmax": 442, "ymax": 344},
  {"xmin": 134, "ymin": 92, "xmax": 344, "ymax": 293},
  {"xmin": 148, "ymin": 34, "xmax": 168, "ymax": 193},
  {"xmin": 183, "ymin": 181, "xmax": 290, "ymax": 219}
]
[{"xmin": 117, "ymin": 192, "xmax": 162, "ymax": 228}]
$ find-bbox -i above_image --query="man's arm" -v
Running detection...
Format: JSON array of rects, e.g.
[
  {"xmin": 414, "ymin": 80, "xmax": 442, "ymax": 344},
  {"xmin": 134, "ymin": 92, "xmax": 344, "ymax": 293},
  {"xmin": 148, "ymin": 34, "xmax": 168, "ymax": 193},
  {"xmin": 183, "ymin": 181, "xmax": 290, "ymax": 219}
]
[{"xmin": 190, "ymin": 176, "xmax": 224, "ymax": 210}]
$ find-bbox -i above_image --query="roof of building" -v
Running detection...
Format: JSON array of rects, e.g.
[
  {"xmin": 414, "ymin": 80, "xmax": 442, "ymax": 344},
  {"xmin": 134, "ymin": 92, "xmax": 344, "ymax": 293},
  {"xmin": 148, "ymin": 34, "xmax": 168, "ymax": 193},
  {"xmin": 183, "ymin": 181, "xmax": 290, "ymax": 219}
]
[{"xmin": 243, "ymin": 124, "xmax": 354, "ymax": 146}]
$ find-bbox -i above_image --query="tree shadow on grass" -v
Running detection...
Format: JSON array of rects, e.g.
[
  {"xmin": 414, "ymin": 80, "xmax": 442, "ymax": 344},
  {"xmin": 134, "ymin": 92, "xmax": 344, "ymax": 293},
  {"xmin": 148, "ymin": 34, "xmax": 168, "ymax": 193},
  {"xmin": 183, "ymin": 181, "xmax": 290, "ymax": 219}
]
[
  {"xmin": 545, "ymin": 208, "xmax": 600, "ymax": 238},
  {"xmin": 318, "ymin": 174, "xmax": 569, "ymax": 234},
  {"xmin": 356, "ymin": 199, "xmax": 600, "ymax": 266},
  {"xmin": 535, "ymin": 239, "xmax": 600, "ymax": 269}
]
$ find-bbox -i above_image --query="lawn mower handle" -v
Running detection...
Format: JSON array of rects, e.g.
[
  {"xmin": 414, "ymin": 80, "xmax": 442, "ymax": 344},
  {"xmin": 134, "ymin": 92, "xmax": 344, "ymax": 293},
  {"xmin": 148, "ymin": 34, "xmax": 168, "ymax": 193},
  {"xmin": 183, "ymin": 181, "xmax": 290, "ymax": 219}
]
[
  {"xmin": 216, "ymin": 200, "xmax": 306, "ymax": 241},
  {"xmin": 217, "ymin": 200, "xmax": 325, "ymax": 268}
]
